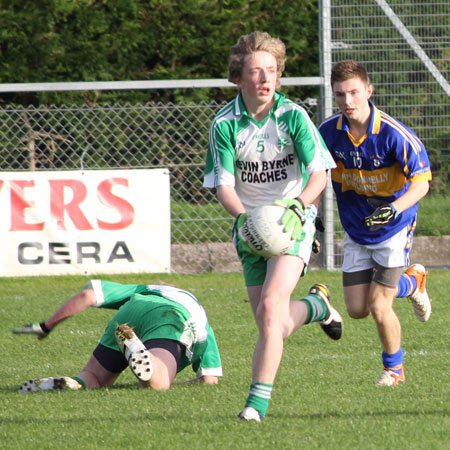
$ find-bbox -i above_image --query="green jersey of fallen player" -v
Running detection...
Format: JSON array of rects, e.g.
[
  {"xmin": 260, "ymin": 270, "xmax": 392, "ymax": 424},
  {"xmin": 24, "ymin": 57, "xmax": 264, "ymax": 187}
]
[{"xmin": 87, "ymin": 280, "xmax": 222, "ymax": 377}]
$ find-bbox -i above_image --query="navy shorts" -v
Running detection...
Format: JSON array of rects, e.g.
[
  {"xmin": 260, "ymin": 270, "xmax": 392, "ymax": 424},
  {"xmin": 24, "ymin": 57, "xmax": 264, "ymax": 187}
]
[{"xmin": 93, "ymin": 339, "xmax": 184, "ymax": 374}]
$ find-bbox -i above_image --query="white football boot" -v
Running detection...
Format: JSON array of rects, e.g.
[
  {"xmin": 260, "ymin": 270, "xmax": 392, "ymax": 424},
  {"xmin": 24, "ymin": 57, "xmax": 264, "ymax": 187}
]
[
  {"xmin": 376, "ymin": 365, "xmax": 405, "ymax": 387},
  {"xmin": 405, "ymin": 264, "xmax": 432, "ymax": 322},
  {"xmin": 19, "ymin": 377, "xmax": 82, "ymax": 393},
  {"xmin": 238, "ymin": 407, "xmax": 263, "ymax": 423},
  {"xmin": 115, "ymin": 324, "xmax": 153, "ymax": 382}
]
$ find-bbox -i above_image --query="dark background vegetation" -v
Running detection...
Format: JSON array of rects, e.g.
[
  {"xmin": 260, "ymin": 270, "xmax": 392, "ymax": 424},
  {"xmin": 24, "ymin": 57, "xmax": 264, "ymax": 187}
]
[{"xmin": 0, "ymin": 0, "xmax": 320, "ymax": 105}]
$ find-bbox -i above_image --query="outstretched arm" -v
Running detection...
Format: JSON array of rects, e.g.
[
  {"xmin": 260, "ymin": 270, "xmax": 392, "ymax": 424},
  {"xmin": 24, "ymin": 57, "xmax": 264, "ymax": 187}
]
[
  {"xmin": 12, "ymin": 288, "xmax": 97, "ymax": 339},
  {"xmin": 44, "ymin": 289, "xmax": 97, "ymax": 330}
]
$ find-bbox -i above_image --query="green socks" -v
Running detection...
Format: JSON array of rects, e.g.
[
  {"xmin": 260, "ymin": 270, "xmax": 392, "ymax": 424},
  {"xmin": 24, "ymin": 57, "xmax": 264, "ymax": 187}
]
[
  {"xmin": 71, "ymin": 376, "xmax": 86, "ymax": 388},
  {"xmin": 245, "ymin": 382, "xmax": 273, "ymax": 418},
  {"xmin": 301, "ymin": 293, "xmax": 327, "ymax": 324}
]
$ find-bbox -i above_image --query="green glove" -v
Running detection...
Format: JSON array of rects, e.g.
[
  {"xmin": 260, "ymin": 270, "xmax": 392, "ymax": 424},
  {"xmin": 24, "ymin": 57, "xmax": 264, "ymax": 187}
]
[{"xmin": 273, "ymin": 198, "xmax": 305, "ymax": 241}]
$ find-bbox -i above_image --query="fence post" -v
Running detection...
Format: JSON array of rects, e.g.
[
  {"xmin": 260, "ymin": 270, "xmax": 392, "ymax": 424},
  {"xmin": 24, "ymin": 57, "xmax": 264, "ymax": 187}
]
[{"xmin": 320, "ymin": 0, "xmax": 335, "ymax": 270}]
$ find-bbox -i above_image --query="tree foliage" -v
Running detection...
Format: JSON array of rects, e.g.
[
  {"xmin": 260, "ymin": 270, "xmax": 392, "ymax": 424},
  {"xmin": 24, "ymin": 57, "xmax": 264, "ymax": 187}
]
[{"xmin": 0, "ymin": 0, "xmax": 320, "ymax": 105}]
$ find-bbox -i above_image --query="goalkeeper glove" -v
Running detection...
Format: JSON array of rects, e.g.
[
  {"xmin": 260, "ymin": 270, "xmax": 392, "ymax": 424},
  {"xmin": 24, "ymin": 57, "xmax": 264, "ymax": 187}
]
[
  {"xmin": 273, "ymin": 198, "xmax": 305, "ymax": 241},
  {"xmin": 364, "ymin": 198, "xmax": 398, "ymax": 231}
]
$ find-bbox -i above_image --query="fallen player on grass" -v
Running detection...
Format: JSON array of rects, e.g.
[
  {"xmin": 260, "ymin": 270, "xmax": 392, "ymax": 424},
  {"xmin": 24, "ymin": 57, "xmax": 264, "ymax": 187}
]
[{"xmin": 13, "ymin": 281, "xmax": 222, "ymax": 392}]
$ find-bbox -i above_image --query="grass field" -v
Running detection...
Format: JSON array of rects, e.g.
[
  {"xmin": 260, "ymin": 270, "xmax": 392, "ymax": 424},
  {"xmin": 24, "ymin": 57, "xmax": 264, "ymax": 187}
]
[{"xmin": 1, "ymin": 270, "xmax": 449, "ymax": 449}]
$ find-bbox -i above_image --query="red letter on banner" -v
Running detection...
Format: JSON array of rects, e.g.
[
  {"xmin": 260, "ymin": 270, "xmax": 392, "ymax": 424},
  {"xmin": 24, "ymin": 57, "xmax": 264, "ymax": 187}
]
[
  {"xmin": 97, "ymin": 178, "xmax": 135, "ymax": 230},
  {"xmin": 49, "ymin": 180, "xmax": 93, "ymax": 230},
  {"xmin": 10, "ymin": 180, "xmax": 45, "ymax": 231}
]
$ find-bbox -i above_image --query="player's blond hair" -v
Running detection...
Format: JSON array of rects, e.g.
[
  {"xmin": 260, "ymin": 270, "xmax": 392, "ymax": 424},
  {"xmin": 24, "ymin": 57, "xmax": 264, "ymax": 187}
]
[
  {"xmin": 331, "ymin": 60, "xmax": 370, "ymax": 86},
  {"xmin": 228, "ymin": 31, "xmax": 286, "ymax": 88}
]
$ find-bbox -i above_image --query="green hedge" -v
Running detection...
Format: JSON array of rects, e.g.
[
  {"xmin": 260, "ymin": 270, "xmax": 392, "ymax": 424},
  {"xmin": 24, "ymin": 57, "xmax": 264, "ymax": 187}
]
[{"xmin": 0, "ymin": 0, "xmax": 319, "ymax": 105}]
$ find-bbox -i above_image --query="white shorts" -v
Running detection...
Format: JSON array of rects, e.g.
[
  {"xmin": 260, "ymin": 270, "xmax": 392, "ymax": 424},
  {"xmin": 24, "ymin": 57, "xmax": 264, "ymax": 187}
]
[{"xmin": 342, "ymin": 226, "xmax": 413, "ymax": 273}]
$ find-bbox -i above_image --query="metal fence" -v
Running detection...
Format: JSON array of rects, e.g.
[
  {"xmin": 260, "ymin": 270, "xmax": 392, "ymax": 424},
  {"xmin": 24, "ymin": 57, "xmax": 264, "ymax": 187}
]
[
  {"xmin": 1, "ymin": 0, "xmax": 448, "ymax": 273},
  {"xmin": 326, "ymin": 0, "xmax": 449, "ymax": 188},
  {"xmin": 0, "ymin": 95, "xmax": 320, "ymax": 273},
  {"xmin": 320, "ymin": 0, "xmax": 450, "ymax": 266}
]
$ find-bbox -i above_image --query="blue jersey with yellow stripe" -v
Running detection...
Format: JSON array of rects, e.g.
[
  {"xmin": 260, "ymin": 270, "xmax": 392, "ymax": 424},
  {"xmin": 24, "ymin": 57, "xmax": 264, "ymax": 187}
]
[{"xmin": 319, "ymin": 101, "xmax": 432, "ymax": 245}]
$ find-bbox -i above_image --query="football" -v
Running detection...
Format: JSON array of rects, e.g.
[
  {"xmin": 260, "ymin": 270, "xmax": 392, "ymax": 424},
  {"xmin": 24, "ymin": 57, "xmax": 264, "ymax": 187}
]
[{"xmin": 239, "ymin": 204, "xmax": 295, "ymax": 257}]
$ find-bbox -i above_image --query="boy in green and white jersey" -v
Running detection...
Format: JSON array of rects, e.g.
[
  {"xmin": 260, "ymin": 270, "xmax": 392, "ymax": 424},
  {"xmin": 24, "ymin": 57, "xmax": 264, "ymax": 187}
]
[
  {"xmin": 14, "ymin": 280, "xmax": 222, "ymax": 392},
  {"xmin": 204, "ymin": 92, "xmax": 333, "ymax": 211},
  {"xmin": 203, "ymin": 31, "xmax": 342, "ymax": 422}
]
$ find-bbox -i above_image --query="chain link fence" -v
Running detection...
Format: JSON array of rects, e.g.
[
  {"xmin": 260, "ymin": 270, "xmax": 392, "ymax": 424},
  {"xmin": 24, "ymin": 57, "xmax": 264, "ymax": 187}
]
[
  {"xmin": 329, "ymin": 0, "xmax": 449, "ymax": 194},
  {"xmin": 0, "ymin": 98, "xmax": 319, "ymax": 273},
  {"xmin": 321, "ymin": 0, "xmax": 450, "ymax": 266}
]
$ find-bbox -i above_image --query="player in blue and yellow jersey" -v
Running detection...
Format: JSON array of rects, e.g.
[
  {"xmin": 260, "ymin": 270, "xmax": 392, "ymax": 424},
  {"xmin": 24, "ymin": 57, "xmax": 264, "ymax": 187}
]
[
  {"xmin": 14, "ymin": 280, "xmax": 222, "ymax": 392},
  {"xmin": 319, "ymin": 60, "xmax": 432, "ymax": 387},
  {"xmin": 204, "ymin": 31, "xmax": 343, "ymax": 422}
]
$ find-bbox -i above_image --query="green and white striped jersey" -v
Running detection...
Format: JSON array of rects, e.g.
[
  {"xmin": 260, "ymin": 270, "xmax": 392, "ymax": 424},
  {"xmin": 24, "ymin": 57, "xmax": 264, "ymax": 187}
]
[
  {"xmin": 88, "ymin": 280, "xmax": 223, "ymax": 377},
  {"xmin": 204, "ymin": 91, "xmax": 335, "ymax": 210}
]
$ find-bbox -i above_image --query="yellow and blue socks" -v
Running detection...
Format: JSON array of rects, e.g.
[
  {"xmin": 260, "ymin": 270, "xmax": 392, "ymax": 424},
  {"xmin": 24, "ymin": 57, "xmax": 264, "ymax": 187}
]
[
  {"xmin": 382, "ymin": 348, "xmax": 403, "ymax": 375},
  {"xmin": 244, "ymin": 382, "xmax": 273, "ymax": 419},
  {"xmin": 397, "ymin": 273, "xmax": 417, "ymax": 298}
]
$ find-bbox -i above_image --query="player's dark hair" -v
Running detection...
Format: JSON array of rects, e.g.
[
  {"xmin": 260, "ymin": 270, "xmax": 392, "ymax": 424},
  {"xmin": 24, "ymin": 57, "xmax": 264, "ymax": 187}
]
[
  {"xmin": 228, "ymin": 31, "xmax": 286, "ymax": 88},
  {"xmin": 331, "ymin": 60, "xmax": 370, "ymax": 86}
]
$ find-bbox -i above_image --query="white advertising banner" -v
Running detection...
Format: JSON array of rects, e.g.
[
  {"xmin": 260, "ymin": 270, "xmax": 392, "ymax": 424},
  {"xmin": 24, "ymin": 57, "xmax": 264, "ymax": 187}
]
[{"xmin": 0, "ymin": 169, "xmax": 170, "ymax": 276}]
